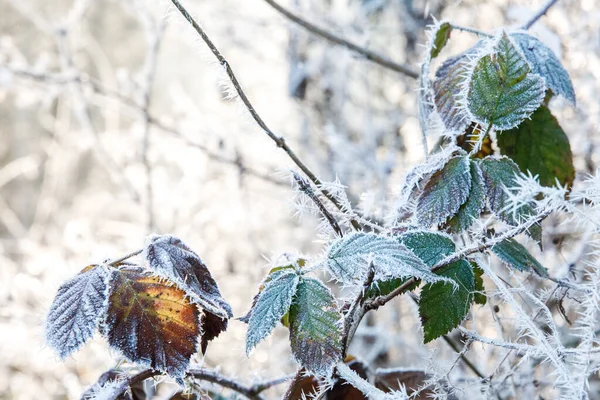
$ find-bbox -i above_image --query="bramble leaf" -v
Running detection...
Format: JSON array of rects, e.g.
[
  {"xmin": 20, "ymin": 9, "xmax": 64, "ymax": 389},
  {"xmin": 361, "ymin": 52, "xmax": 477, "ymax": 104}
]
[
  {"xmin": 498, "ymin": 106, "xmax": 575, "ymax": 188},
  {"xmin": 400, "ymin": 231, "xmax": 455, "ymax": 267},
  {"xmin": 246, "ymin": 271, "xmax": 299, "ymax": 354},
  {"xmin": 143, "ymin": 235, "xmax": 232, "ymax": 318},
  {"xmin": 492, "ymin": 238, "xmax": 549, "ymax": 277},
  {"xmin": 433, "ymin": 45, "xmax": 481, "ymax": 133},
  {"xmin": 445, "ymin": 160, "xmax": 486, "ymax": 233},
  {"xmin": 479, "ymin": 157, "xmax": 542, "ymax": 242},
  {"xmin": 511, "ymin": 32, "xmax": 575, "ymax": 104},
  {"xmin": 419, "ymin": 259, "xmax": 474, "ymax": 343},
  {"xmin": 467, "ymin": 32, "xmax": 545, "ymax": 130},
  {"xmin": 200, "ymin": 311, "xmax": 228, "ymax": 355},
  {"xmin": 45, "ymin": 264, "xmax": 112, "ymax": 359},
  {"xmin": 472, "ymin": 262, "xmax": 487, "ymax": 305},
  {"xmin": 326, "ymin": 233, "xmax": 452, "ymax": 285},
  {"xmin": 104, "ymin": 269, "xmax": 201, "ymax": 381},
  {"xmin": 289, "ymin": 277, "xmax": 342, "ymax": 376},
  {"xmin": 417, "ymin": 156, "xmax": 471, "ymax": 227}
]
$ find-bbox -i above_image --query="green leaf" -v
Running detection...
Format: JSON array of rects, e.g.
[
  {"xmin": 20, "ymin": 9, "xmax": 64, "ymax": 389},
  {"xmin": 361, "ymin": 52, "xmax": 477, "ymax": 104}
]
[
  {"xmin": 492, "ymin": 238, "xmax": 549, "ymax": 277},
  {"xmin": 289, "ymin": 277, "xmax": 342, "ymax": 376},
  {"xmin": 467, "ymin": 32, "xmax": 545, "ymax": 130},
  {"xmin": 419, "ymin": 260, "xmax": 474, "ymax": 343},
  {"xmin": 498, "ymin": 106, "xmax": 574, "ymax": 188},
  {"xmin": 400, "ymin": 231, "xmax": 456, "ymax": 267},
  {"xmin": 472, "ymin": 262, "xmax": 487, "ymax": 305},
  {"xmin": 511, "ymin": 32, "xmax": 575, "ymax": 104},
  {"xmin": 417, "ymin": 156, "xmax": 472, "ymax": 227},
  {"xmin": 433, "ymin": 45, "xmax": 481, "ymax": 133},
  {"xmin": 246, "ymin": 271, "xmax": 299, "ymax": 354},
  {"xmin": 479, "ymin": 157, "xmax": 542, "ymax": 242},
  {"xmin": 445, "ymin": 161, "xmax": 486, "ymax": 233},
  {"xmin": 325, "ymin": 233, "xmax": 449, "ymax": 285},
  {"xmin": 430, "ymin": 22, "xmax": 452, "ymax": 58}
]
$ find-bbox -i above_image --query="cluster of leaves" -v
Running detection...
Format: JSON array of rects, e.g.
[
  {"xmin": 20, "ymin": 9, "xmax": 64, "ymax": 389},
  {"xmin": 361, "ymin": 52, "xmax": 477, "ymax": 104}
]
[{"xmin": 45, "ymin": 235, "xmax": 231, "ymax": 383}]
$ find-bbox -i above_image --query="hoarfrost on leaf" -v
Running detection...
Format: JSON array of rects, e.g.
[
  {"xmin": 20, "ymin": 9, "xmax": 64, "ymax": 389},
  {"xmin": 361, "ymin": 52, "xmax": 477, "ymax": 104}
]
[
  {"xmin": 466, "ymin": 32, "xmax": 546, "ymax": 130},
  {"xmin": 479, "ymin": 156, "xmax": 542, "ymax": 242},
  {"xmin": 325, "ymin": 232, "xmax": 454, "ymax": 286},
  {"xmin": 45, "ymin": 264, "xmax": 112, "ymax": 359},
  {"xmin": 289, "ymin": 277, "xmax": 342, "ymax": 376},
  {"xmin": 103, "ymin": 269, "xmax": 201, "ymax": 382},
  {"xmin": 399, "ymin": 231, "xmax": 455, "ymax": 267},
  {"xmin": 417, "ymin": 156, "xmax": 472, "ymax": 227},
  {"xmin": 143, "ymin": 234, "xmax": 232, "ymax": 318},
  {"xmin": 418, "ymin": 259, "xmax": 474, "ymax": 343},
  {"xmin": 444, "ymin": 160, "xmax": 486, "ymax": 233},
  {"xmin": 492, "ymin": 238, "xmax": 549, "ymax": 277},
  {"xmin": 511, "ymin": 32, "xmax": 575, "ymax": 104},
  {"xmin": 246, "ymin": 270, "xmax": 299, "ymax": 354}
]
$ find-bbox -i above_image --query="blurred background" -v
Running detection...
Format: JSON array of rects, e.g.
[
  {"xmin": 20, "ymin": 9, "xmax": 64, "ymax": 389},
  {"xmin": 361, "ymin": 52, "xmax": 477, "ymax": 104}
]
[{"xmin": 0, "ymin": 0, "xmax": 598, "ymax": 398}]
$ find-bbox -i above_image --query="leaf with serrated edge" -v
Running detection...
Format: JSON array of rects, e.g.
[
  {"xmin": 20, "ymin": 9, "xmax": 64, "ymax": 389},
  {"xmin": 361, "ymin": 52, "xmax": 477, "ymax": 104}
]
[
  {"xmin": 445, "ymin": 161, "xmax": 486, "ymax": 233},
  {"xmin": 419, "ymin": 260, "xmax": 474, "ymax": 343},
  {"xmin": 433, "ymin": 44, "xmax": 482, "ymax": 133},
  {"xmin": 326, "ymin": 232, "xmax": 454, "ymax": 287},
  {"xmin": 246, "ymin": 271, "xmax": 299, "ymax": 354},
  {"xmin": 511, "ymin": 32, "xmax": 575, "ymax": 104},
  {"xmin": 45, "ymin": 264, "xmax": 112, "ymax": 359},
  {"xmin": 104, "ymin": 269, "xmax": 200, "ymax": 382},
  {"xmin": 143, "ymin": 235, "xmax": 232, "ymax": 318},
  {"xmin": 479, "ymin": 157, "xmax": 542, "ymax": 242},
  {"xmin": 289, "ymin": 277, "xmax": 342, "ymax": 376},
  {"xmin": 200, "ymin": 311, "xmax": 228, "ymax": 355},
  {"xmin": 498, "ymin": 106, "xmax": 574, "ymax": 188},
  {"xmin": 492, "ymin": 238, "xmax": 548, "ymax": 277},
  {"xmin": 472, "ymin": 262, "xmax": 487, "ymax": 305},
  {"xmin": 467, "ymin": 32, "xmax": 545, "ymax": 130},
  {"xmin": 417, "ymin": 156, "xmax": 471, "ymax": 227}
]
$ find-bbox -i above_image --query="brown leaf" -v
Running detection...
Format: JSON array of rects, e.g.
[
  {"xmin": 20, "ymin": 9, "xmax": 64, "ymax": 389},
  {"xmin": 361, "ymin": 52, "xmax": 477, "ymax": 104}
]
[
  {"xmin": 200, "ymin": 311, "xmax": 228, "ymax": 355},
  {"xmin": 104, "ymin": 269, "xmax": 200, "ymax": 381}
]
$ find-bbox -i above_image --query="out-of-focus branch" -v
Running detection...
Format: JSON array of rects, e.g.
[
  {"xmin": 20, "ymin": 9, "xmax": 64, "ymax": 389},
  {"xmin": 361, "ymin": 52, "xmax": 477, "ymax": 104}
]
[
  {"xmin": 521, "ymin": 0, "xmax": 560, "ymax": 30},
  {"xmin": 261, "ymin": 0, "xmax": 419, "ymax": 79},
  {"xmin": 169, "ymin": 0, "xmax": 361, "ymax": 230}
]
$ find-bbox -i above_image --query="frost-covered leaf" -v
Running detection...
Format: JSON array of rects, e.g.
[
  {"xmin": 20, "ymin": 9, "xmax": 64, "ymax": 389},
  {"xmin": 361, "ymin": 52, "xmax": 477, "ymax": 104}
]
[
  {"xmin": 511, "ymin": 32, "xmax": 575, "ymax": 104},
  {"xmin": 289, "ymin": 277, "xmax": 342, "ymax": 376},
  {"xmin": 467, "ymin": 32, "xmax": 545, "ymax": 130},
  {"xmin": 492, "ymin": 238, "xmax": 548, "ymax": 277},
  {"xmin": 479, "ymin": 157, "xmax": 542, "ymax": 242},
  {"xmin": 498, "ymin": 106, "xmax": 575, "ymax": 188},
  {"xmin": 46, "ymin": 264, "xmax": 112, "ymax": 359},
  {"xmin": 246, "ymin": 271, "xmax": 299, "ymax": 354},
  {"xmin": 326, "ymin": 233, "xmax": 451, "ymax": 285},
  {"xmin": 445, "ymin": 161, "xmax": 486, "ymax": 233},
  {"xmin": 143, "ymin": 235, "xmax": 232, "ymax": 318},
  {"xmin": 104, "ymin": 269, "xmax": 200, "ymax": 382},
  {"xmin": 400, "ymin": 231, "xmax": 455, "ymax": 267},
  {"xmin": 417, "ymin": 156, "xmax": 471, "ymax": 227},
  {"xmin": 200, "ymin": 311, "xmax": 228, "ymax": 355},
  {"xmin": 419, "ymin": 259, "xmax": 474, "ymax": 343},
  {"xmin": 430, "ymin": 22, "xmax": 452, "ymax": 59},
  {"xmin": 472, "ymin": 262, "xmax": 487, "ymax": 305},
  {"xmin": 365, "ymin": 277, "xmax": 419, "ymax": 299},
  {"xmin": 433, "ymin": 45, "xmax": 481, "ymax": 133}
]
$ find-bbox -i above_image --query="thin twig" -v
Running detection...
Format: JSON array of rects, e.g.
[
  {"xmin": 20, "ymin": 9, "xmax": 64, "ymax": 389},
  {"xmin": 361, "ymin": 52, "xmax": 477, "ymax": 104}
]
[
  {"xmin": 106, "ymin": 249, "xmax": 143, "ymax": 267},
  {"xmin": 261, "ymin": 0, "xmax": 419, "ymax": 78},
  {"xmin": 521, "ymin": 0, "xmax": 560, "ymax": 30},
  {"xmin": 341, "ymin": 262, "xmax": 375, "ymax": 356},
  {"xmin": 450, "ymin": 23, "xmax": 492, "ymax": 37},
  {"xmin": 169, "ymin": 0, "xmax": 361, "ymax": 230},
  {"xmin": 292, "ymin": 171, "xmax": 343, "ymax": 237}
]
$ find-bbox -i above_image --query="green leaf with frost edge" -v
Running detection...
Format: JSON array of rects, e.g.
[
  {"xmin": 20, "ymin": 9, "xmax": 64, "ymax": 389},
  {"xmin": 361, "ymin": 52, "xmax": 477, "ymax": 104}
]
[
  {"xmin": 445, "ymin": 161, "xmax": 486, "ymax": 233},
  {"xmin": 466, "ymin": 32, "xmax": 545, "ymax": 130},
  {"xmin": 289, "ymin": 277, "xmax": 342, "ymax": 376},
  {"xmin": 492, "ymin": 238, "xmax": 548, "ymax": 277},
  {"xmin": 419, "ymin": 260, "xmax": 474, "ymax": 343}
]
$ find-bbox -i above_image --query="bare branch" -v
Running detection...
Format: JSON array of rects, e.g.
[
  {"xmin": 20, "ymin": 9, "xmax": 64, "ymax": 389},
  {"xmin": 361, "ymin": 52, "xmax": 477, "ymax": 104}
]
[
  {"xmin": 261, "ymin": 0, "xmax": 419, "ymax": 78},
  {"xmin": 169, "ymin": 0, "xmax": 361, "ymax": 230},
  {"xmin": 521, "ymin": 0, "xmax": 560, "ymax": 30}
]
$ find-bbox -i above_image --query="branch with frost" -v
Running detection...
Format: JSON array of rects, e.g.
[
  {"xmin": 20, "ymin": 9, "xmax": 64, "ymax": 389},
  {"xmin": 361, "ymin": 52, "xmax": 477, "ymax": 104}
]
[
  {"xmin": 335, "ymin": 362, "xmax": 407, "ymax": 400},
  {"xmin": 169, "ymin": 0, "xmax": 361, "ymax": 231},
  {"xmin": 521, "ymin": 0, "xmax": 560, "ymax": 30},
  {"xmin": 261, "ymin": 0, "xmax": 419, "ymax": 78}
]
